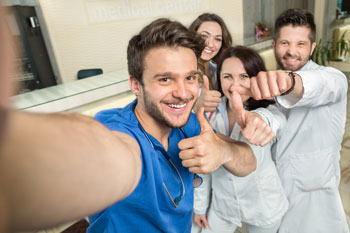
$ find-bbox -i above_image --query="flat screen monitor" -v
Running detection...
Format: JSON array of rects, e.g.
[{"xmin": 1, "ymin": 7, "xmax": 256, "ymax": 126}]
[{"xmin": 341, "ymin": 0, "xmax": 350, "ymax": 12}]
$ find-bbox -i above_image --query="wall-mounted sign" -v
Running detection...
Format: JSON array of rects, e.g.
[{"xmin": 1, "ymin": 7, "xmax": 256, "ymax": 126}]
[{"xmin": 85, "ymin": 0, "xmax": 208, "ymax": 23}]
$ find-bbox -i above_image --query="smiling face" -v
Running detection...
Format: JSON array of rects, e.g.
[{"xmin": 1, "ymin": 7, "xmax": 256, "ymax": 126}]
[
  {"xmin": 131, "ymin": 46, "xmax": 199, "ymax": 130},
  {"xmin": 197, "ymin": 21, "xmax": 223, "ymax": 61},
  {"xmin": 273, "ymin": 25, "xmax": 316, "ymax": 71},
  {"xmin": 220, "ymin": 57, "xmax": 251, "ymax": 106}
]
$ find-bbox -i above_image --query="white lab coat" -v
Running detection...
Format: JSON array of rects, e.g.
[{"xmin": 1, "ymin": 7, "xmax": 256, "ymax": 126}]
[
  {"xmin": 274, "ymin": 60, "xmax": 349, "ymax": 233},
  {"xmin": 193, "ymin": 97, "xmax": 289, "ymax": 229}
]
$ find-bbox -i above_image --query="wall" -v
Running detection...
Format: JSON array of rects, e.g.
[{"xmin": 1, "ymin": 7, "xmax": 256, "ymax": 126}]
[
  {"xmin": 35, "ymin": 0, "xmax": 244, "ymax": 84},
  {"xmin": 323, "ymin": 0, "xmax": 338, "ymax": 42},
  {"xmin": 242, "ymin": 0, "xmax": 309, "ymax": 42},
  {"xmin": 311, "ymin": 0, "xmax": 338, "ymax": 45},
  {"xmin": 243, "ymin": 0, "xmax": 275, "ymax": 39}
]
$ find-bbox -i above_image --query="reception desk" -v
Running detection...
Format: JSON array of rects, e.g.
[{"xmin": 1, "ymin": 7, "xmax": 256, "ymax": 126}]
[{"xmin": 13, "ymin": 69, "xmax": 135, "ymax": 115}]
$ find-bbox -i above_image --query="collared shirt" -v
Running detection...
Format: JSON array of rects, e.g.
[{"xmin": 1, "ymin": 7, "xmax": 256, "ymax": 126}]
[
  {"xmin": 87, "ymin": 99, "xmax": 201, "ymax": 233},
  {"xmin": 274, "ymin": 60, "xmax": 349, "ymax": 233},
  {"xmin": 194, "ymin": 97, "xmax": 288, "ymax": 227}
]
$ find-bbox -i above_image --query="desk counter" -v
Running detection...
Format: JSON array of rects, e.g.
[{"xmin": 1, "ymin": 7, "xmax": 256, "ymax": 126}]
[{"xmin": 13, "ymin": 69, "xmax": 131, "ymax": 113}]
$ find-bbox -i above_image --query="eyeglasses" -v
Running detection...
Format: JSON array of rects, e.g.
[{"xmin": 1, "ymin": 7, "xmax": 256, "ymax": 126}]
[{"xmin": 139, "ymin": 123, "xmax": 185, "ymax": 208}]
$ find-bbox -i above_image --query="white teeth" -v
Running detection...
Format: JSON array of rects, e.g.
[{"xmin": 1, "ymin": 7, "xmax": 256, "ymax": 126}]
[
  {"xmin": 168, "ymin": 103, "xmax": 186, "ymax": 108},
  {"xmin": 204, "ymin": 49, "xmax": 213, "ymax": 53}
]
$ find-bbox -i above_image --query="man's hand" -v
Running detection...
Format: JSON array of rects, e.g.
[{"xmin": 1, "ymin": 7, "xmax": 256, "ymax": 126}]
[
  {"xmin": 250, "ymin": 70, "xmax": 294, "ymax": 100},
  {"xmin": 193, "ymin": 213, "xmax": 209, "ymax": 229},
  {"xmin": 178, "ymin": 108, "xmax": 228, "ymax": 174},
  {"xmin": 179, "ymin": 107, "xmax": 256, "ymax": 176},
  {"xmin": 193, "ymin": 75, "xmax": 221, "ymax": 113},
  {"xmin": 230, "ymin": 91, "xmax": 274, "ymax": 146}
]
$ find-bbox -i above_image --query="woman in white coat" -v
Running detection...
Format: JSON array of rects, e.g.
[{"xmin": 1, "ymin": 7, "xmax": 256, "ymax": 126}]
[{"xmin": 192, "ymin": 46, "xmax": 288, "ymax": 233}]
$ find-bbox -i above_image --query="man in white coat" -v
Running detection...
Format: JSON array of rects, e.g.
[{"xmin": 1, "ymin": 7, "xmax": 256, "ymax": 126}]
[{"xmin": 249, "ymin": 8, "xmax": 349, "ymax": 233}]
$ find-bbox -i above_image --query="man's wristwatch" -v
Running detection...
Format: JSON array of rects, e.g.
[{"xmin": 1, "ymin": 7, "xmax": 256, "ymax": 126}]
[{"xmin": 281, "ymin": 71, "xmax": 295, "ymax": 96}]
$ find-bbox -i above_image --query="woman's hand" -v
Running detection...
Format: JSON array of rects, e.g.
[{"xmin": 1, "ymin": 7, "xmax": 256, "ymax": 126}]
[
  {"xmin": 193, "ymin": 213, "xmax": 209, "ymax": 229},
  {"xmin": 193, "ymin": 75, "xmax": 221, "ymax": 113},
  {"xmin": 229, "ymin": 91, "xmax": 274, "ymax": 146}
]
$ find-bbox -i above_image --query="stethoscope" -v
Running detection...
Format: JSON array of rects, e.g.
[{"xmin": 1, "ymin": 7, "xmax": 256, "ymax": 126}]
[{"xmin": 138, "ymin": 122, "xmax": 186, "ymax": 208}]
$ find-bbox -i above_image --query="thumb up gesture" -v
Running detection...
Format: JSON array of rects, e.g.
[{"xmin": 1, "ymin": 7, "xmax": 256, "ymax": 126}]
[
  {"xmin": 178, "ymin": 108, "xmax": 227, "ymax": 174},
  {"xmin": 229, "ymin": 91, "xmax": 274, "ymax": 146},
  {"xmin": 193, "ymin": 75, "xmax": 221, "ymax": 113}
]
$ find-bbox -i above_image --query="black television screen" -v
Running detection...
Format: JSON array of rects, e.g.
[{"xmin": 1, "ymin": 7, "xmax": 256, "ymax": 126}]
[{"xmin": 341, "ymin": 0, "xmax": 350, "ymax": 12}]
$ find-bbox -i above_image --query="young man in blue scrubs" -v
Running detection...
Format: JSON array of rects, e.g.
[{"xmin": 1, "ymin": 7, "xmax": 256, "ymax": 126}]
[{"xmin": 87, "ymin": 18, "xmax": 259, "ymax": 233}]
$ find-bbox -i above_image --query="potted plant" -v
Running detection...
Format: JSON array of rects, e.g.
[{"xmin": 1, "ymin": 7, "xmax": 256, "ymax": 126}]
[
  {"xmin": 311, "ymin": 30, "xmax": 350, "ymax": 65},
  {"xmin": 332, "ymin": 31, "xmax": 350, "ymax": 61},
  {"xmin": 311, "ymin": 39, "xmax": 332, "ymax": 65},
  {"xmin": 255, "ymin": 22, "xmax": 271, "ymax": 39}
]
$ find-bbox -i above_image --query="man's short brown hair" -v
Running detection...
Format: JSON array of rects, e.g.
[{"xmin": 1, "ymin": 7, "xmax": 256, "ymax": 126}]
[
  {"xmin": 127, "ymin": 18, "xmax": 205, "ymax": 84},
  {"xmin": 274, "ymin": 8, "xmax": 316, "ymax": 43}
]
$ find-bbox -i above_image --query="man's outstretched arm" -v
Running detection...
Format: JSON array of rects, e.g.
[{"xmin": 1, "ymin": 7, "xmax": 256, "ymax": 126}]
[{"xmin": 0, "ymin": 111, "xmax": 141, "ymax": 232}]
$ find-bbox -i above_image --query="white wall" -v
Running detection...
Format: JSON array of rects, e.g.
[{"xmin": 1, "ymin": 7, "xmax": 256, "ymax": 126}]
[
  {"xmin": 314, "ymin": 0, "xmax": 326, "ymax": 42},
  {"xmin": 36, "ymin": 0, "xmax": 244, "ymax": 83}
]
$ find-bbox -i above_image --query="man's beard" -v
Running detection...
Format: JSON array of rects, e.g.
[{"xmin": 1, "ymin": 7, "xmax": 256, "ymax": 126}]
[
  {"xmin": 142, "ymin": 87, "xmax": 193, "ymax": 129},
  {"xmin": 277, "ymin": 54, "xmax": 311, "ymax": 71}
]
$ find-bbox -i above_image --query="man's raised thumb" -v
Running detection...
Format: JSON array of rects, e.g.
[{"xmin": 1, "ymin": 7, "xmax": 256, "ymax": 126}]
[{"xmin": 197, "ymin": 107, "xmax": 212, "ymax": 133}]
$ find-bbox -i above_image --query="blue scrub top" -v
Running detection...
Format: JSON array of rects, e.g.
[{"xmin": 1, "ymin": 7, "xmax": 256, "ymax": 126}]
[{"xmin": 87, "ymin": 99, "xmax": 201, "ymax": 233}]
